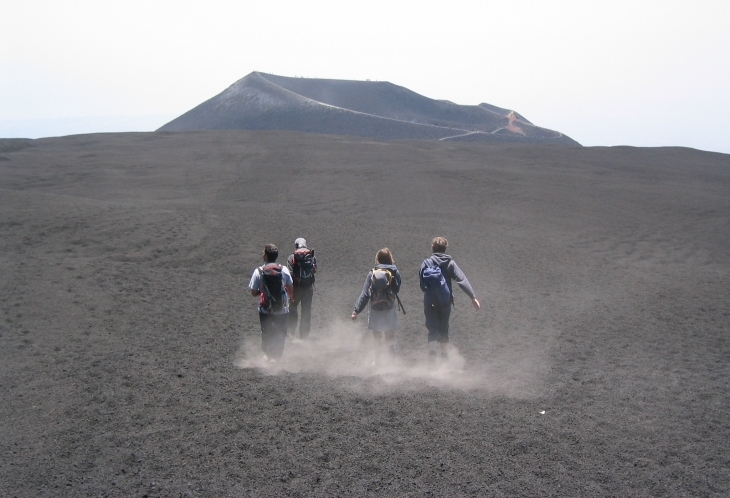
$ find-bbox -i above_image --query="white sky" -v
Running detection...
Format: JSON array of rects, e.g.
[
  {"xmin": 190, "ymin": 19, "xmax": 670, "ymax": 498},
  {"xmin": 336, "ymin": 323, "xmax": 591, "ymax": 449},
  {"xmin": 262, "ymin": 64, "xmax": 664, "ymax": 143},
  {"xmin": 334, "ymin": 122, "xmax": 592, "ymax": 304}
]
[{"xmin": 1, "ymin": 0, "xmax": 728, "ymax": 153}]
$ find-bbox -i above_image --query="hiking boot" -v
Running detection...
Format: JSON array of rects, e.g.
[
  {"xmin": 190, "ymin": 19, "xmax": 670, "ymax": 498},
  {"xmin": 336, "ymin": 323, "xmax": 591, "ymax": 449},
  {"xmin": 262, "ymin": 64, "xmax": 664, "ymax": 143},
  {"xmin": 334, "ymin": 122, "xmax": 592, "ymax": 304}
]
[{"xmin": 440, "ymin": 351, "xmax": 449, "ymax": 360}]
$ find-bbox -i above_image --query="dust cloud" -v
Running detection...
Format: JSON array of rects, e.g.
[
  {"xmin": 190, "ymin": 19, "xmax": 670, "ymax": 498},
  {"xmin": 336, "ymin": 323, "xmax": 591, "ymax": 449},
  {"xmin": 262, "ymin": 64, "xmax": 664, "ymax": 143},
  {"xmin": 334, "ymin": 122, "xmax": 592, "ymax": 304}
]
[{"xmin": 234, "ymin": 319, "xmax": 548, "ymax": 396}]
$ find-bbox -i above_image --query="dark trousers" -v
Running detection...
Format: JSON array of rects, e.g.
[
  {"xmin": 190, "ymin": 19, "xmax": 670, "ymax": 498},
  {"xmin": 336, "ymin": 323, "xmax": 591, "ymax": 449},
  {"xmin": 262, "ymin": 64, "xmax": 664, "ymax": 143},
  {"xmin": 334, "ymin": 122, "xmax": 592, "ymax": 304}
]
[
  {"xmin": 259, "ymin": 311, "xmax": 287, "ymax": 359},
  {"xmin": 424, "ymin": 302, "xmax": 451, "ymax": 343},
  {"xmin": 288, "ymin": 285, "xmax": 313, "ymax": 339}
]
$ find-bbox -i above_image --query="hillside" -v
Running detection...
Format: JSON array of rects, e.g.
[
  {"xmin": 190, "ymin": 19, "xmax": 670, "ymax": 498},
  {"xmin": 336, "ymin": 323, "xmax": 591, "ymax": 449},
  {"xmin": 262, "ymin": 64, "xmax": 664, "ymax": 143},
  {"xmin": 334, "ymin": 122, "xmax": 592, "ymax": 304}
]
[
  {"xmin": 158, "ymin": 72, "xmax": 578, "ymax": 144},
  {"xmin": 1, "ymin": 131, "xmax": 729, "ymax": 495}
]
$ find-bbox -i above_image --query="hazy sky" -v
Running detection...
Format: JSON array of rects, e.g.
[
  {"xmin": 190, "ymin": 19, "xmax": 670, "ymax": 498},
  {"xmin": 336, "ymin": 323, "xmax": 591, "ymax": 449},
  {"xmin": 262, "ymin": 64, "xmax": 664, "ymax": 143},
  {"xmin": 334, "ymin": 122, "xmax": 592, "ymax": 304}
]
[{"xmin": 2, "ymin": 1, "xmax": 728, "ymax": 153}]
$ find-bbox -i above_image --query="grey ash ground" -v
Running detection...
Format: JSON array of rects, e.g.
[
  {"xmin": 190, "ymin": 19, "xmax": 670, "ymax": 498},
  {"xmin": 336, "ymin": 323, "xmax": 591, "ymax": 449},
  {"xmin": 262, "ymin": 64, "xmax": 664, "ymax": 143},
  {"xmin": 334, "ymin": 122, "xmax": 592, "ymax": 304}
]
[{"xmin": 0, "ymin": 131, "xmax": 729, "ymax": 496}]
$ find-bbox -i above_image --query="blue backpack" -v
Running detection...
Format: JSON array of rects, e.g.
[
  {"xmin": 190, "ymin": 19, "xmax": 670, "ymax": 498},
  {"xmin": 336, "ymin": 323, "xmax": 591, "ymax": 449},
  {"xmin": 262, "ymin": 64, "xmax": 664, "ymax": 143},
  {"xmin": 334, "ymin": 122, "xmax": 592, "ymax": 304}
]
[{"xmin": 422, "ymin": 261, "xmax": 452, "ymax": 306}]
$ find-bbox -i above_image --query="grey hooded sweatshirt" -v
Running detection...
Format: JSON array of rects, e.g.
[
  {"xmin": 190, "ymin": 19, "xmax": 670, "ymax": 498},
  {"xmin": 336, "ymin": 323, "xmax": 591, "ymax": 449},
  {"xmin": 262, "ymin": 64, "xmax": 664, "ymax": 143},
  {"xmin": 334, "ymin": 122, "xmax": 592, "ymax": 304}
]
[{"xmin": 419, "ymin": 253, "xmax": 476, "ymax": 304}]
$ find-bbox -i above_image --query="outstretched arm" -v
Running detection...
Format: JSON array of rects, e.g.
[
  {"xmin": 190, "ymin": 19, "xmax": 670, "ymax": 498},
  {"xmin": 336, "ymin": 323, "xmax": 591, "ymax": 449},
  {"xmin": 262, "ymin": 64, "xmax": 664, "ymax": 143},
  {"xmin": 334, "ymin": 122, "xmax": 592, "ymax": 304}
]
[
  {"xmin": 449, "ymin": 261, "xmax": 479, "ymax": 309},
  {"xmin": 352, "ymin": 272, "xmax": 372, "ymax": 318}
]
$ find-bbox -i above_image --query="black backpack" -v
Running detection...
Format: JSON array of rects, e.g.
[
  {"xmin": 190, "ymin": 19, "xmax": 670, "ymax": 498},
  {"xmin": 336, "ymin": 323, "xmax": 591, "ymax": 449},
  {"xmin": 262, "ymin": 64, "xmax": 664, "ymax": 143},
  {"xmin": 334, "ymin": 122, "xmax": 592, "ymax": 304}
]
[
  {"xmin": 258, "ymin": 263, "xmax": 284, "ymax": 313},
  {"xmin": 292, "ymin": 248, "xmax": 315, "ymax": 287}
]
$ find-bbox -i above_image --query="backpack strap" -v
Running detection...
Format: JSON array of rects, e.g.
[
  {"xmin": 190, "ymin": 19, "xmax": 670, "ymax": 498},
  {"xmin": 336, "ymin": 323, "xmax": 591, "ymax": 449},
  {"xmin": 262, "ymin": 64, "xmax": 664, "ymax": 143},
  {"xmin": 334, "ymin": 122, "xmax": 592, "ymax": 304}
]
[
  {"xmin": 395, "ymin": 293, "xmax": 406, "ymax": 315},
  {"xmin": 424, "ymin": 257, "xmax": 438, "ymax": 271}
]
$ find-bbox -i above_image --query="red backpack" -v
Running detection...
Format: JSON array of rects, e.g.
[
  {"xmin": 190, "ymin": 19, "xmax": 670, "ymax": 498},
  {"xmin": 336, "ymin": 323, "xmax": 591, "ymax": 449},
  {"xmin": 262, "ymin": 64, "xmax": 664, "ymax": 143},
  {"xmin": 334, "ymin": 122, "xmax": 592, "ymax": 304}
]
[
  {"xmin": 291, "ymin": 248, "xmax": 315, "ymax": 287},
  {"xmin": 258, "ymin": 263, "xmax": 284, "ymax": 313}
]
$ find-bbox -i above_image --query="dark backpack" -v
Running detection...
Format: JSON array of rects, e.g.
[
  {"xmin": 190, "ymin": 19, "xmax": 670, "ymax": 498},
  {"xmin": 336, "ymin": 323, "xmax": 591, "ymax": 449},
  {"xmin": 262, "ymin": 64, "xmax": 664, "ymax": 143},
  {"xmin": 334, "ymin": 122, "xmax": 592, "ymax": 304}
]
[
  {"xmin": 370, "ymin": 267, "xmax": 396, "ymax": 311},
  {"xmin": 422, "ymin": 260, "xmax": 451, "ymax": 306},
  {"xmin": 258, "ymin": 263, "xmax": 284, "ymax": 313},
  {"xmin": 292, "ymin": 248, "xmax": 315, "ymax": 287}
]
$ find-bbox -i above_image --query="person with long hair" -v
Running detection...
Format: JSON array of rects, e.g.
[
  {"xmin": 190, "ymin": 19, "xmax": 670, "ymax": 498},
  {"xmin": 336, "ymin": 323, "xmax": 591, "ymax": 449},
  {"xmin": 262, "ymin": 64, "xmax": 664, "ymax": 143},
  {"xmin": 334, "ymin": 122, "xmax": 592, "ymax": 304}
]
[{"xmin": 351, "ymin": 248, "xmax": 402, "ymax": 363}]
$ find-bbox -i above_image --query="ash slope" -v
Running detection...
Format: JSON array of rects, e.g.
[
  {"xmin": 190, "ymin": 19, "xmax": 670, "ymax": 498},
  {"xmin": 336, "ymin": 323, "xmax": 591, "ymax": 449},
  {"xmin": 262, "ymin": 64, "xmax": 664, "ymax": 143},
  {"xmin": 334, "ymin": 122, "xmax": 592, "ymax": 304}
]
[
  {"xmin": 159, "ymin": 72, "xmax": 578, "ymax": 144},
  {"xmin": 1, "ymin": 132, "xmax": 729, "ymax": 496}
]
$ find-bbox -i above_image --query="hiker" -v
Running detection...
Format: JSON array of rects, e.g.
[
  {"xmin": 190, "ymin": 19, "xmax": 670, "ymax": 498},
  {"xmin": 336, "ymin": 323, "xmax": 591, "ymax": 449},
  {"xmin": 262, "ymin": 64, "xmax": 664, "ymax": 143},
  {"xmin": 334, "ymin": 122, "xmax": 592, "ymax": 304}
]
[
  {"xmin": 351, "ymin": 248, "xmax": 404, "ymax": 362},
  {"xmin": 248, "ymin": 244, "xmax": 293, "ymax": 363},
  {"xmin": 419, "ymin": 236, "xmax": 480, "ymax": 361},
  {"xmin": 287, "ymin": 237, "xmax": 317, "ymax": 339}
]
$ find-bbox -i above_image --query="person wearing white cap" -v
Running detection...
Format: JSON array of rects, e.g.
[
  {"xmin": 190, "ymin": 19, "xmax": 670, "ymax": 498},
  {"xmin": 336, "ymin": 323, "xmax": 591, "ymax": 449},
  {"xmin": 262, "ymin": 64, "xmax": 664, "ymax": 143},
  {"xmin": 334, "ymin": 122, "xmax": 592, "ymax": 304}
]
[{"xmin": 287, "ymin": 238, "xmax": 317, "ymax": 339}]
